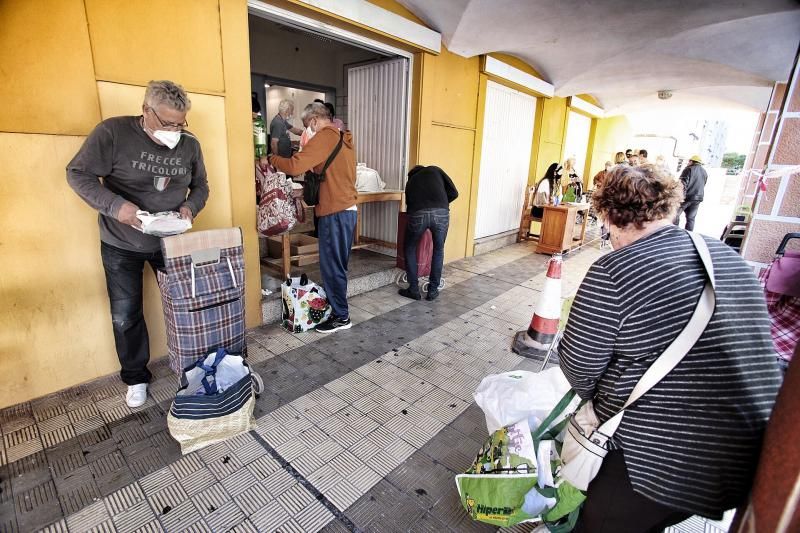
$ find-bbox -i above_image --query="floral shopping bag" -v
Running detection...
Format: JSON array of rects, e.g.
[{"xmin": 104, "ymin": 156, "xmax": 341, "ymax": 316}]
[{"xmin": 281, "ymin": 275, "xmax": 331, "ymax": 333}]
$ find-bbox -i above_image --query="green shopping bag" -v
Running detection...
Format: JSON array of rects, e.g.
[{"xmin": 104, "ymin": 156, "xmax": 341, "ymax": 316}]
[{"xmin": 455, "ymin": 390, "xmax": 585, "ymax": 530}]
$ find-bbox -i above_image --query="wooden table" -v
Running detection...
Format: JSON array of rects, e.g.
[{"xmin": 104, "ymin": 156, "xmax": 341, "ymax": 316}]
[{"xmin": 535, "ymin": 203, "xmax": 590, "ymax": 255}]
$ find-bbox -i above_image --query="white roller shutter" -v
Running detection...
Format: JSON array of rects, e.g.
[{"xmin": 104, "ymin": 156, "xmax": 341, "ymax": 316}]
[
  {"xmin": 347, "ymin": 58, "xmax": 409, "ymax": 244},
  {"xmin": 474, "ymin": 81, "xmax": 537, "ymax": 239}
]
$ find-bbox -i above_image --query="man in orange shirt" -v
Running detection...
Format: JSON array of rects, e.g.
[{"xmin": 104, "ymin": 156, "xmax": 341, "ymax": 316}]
[{"xmin": 269, "ymin": 102, "xmax": 357, "ymax": 333}]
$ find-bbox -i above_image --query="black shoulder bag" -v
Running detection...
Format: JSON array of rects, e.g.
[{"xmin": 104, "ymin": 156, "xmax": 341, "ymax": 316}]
[{"xmin": 304, "ymin": 131, "xmax": 344, "ymax": 206}]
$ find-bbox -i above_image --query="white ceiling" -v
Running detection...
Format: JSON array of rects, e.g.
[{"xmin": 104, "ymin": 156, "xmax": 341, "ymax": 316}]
[{"xmin": 397, "ymin": 0, "xmax": 800, "ymax": 114}]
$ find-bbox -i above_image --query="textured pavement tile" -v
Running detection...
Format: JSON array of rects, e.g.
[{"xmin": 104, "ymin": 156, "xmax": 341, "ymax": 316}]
[
  {"xmin": 249, "ymin": 499, "xmax": 290, "ymax": 532},
  {"xmin": 191, "ymin": 483, "xmax": 230, "ymax": 517},
  {"xmin": 158, "ymin": 499, "xmax": 203, "ymax": 532},
  {"xmin": 204, "ymin": 500, "xmax": 245, "ymax": 532},
  {"xmin": 169, "ymin": 454, "xmax": 205, "ymax": 479},
  {"xmin": 14, "ymin": 481, "xmax": 63, "ymax": 531},
  {"xmin": 294, "ymin": 499, "xmax": 335, "ymax": 532},
  {"xmin": 179, "ymin": 467, "xmax": 217, "ymax": 498},
  {"xmin": 148, "ymin": 480, "xmax": 189, "ymax": 516},
  {"xmin": 9, "ymin": 451, "xmax": 51, "ymax": 494},
  {"xmin": 64, "ymin": 500, "xmax": 110, "ymax": 532},
  {"xmin": 112, "ymin": 500, "xmax": 156, "ymax": 533},
  {"xmin": 104, "ymin": 483, "xmax": 145, "ymax": 515},
  {"xmin": 233, "ymin": 482, "xmax": 273, "ymax": 515},
  {"xmin": 34, "ymin": 517, "xmax": 68, "ymax": 533}
]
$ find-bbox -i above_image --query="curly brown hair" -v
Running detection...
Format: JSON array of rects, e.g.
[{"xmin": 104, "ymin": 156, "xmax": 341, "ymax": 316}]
[{"xmin": 592, "ymin": 163, "xmax": 683, "ymax": 229}]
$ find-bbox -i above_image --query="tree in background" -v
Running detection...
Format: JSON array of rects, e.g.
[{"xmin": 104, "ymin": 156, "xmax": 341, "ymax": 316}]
[{"xmin": 722, "ymin": 152, "xmax": 746, "ymax": 169}]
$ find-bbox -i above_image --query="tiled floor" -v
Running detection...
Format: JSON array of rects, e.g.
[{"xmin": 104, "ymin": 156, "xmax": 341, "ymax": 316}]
[{"xmin": 1, "ymin": 231, "xmax": 734, "ymax": 532}]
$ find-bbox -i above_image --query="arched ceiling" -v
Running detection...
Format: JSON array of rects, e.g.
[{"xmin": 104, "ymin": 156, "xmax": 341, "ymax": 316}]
[{"xmin": 397, "ymin": 0, "xmax": 800, "ymax": 114}]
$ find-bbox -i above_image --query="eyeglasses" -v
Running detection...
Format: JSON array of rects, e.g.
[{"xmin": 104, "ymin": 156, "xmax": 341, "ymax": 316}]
[{"xmin": 147, "ymin": 106, "xmax": 188, "ymax": 130}]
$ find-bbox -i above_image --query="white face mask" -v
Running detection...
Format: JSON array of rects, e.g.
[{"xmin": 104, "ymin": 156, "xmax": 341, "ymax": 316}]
[{"xmin": 153, "ymin": 129, "xmax": 181, "ymax": 149}]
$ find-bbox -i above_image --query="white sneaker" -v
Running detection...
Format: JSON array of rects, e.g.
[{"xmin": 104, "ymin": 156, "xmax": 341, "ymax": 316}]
[{"xmin": 126, "ymin": 384, "xmax": 148, "ymax": 408}]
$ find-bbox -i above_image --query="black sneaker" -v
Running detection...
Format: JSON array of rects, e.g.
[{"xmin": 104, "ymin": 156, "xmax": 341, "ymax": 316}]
[
  {"xmin": 398, "ymin": 288, "xmax": 421, "ymax": 300},
  {"xmin": 426, "ymin": 290, "xmax": 440, "ymax": 301},
  {"xmin": 316, "ymin": 315, "xmax": 352, "ymax": 334}
]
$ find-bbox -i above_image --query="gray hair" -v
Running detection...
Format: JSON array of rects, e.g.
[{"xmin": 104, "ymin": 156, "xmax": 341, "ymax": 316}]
[
  {"xmin": 278, "ymin": 99, "xmax": 295, "ymax": 114},
  {"xmin": 300, "ymin": 102, "xmax": 331, "ymax": 121},
  {"xmin": 144, "ymin": 80, "xmax": 191, "ymax": 111}
]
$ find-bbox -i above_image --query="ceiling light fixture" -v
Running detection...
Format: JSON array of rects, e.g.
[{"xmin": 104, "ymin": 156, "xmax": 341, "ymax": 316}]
[{"xmin": 658, "ymin": 90, "xmax": 673, "ymax": 100}]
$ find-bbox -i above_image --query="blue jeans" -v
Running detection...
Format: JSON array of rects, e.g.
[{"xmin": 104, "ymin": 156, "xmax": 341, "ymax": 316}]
[
  {"xmin": 100, "ymin": 242, "xmax": 165, "ymax": 385},
  {"xmin": 404, "ymin": 208, "xmax": 449, "ymax": 293},
  {"xmin": 318, "ymin": 210, "xmax": 357, "ymax": 319}
]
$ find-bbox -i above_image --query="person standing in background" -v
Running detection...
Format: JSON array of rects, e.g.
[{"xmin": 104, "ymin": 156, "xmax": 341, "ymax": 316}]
[
  {"xmin": 614, "ymin": 151, "xmax": 628, "ymax": 166},
  {"xmin": 399, "ymin": 165, "xmax": 459, "ymax": 301},
  {"xmin": 674, "ymin": 154, "xmax": 708, "ymax": 231},
  {"xmin": 66, "ymin": 80, "xmax": 208, "ymax": 408},
  {"xmin": 315, "ymin": 99, "xmax": 345, "ymax": 131},
  {"xmin": 269, "ymin": 102, "xmax": 357, "ymax": 333},
  {"xmin": 626, "ymin": 149, "xmax": 639, "ymax": 166},
  {"xmin": 270, "ymin": 99, "xmax": 303, "ymax": 157},
  {"xmin": 592, "ymin": 161, "xmax": 613, "ymax": 189},
  {"xmin": 638, "ymin": 148, "xmax": 649, "ymax": 165}
]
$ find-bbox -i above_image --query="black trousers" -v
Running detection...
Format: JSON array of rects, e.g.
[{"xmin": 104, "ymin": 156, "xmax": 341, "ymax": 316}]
[
  {"xmin": 574, "ymin": 450, "xmax": 691, "ymax": 533},
  {"xmin": 674, "ymin": 200, "xmax": 701, "ymax": 231},
  {"xmin": 100, "ymin": 242, "xmax": 165, "ymax": 385}
]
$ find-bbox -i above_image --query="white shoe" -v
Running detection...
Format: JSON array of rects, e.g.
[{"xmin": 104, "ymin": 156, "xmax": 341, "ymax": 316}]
[{"xmin": 126, "ymin": 384, "xmax": 148, "ymax": 408}]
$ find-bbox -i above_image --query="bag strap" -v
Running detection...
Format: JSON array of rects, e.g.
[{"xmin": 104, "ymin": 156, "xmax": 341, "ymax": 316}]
[
  {"xmin": 318, "ymin": 131, "xmax": 344, "ymax": 179},
  {"xmin": 196, "ymin": 347, "xmax": 228, "ymax": 395},
  {"xmin": 532, "ymin": 389, "xmax": 577, "ymax": 441},
  {"xmin": 597, "ymin": 231, "xmax": 716, "ymax": 436}
]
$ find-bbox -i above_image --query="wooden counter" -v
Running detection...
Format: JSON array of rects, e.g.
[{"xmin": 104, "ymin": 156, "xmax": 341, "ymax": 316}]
[{"xmin": 535, "ymin": 203, "xmax": 590, "ymax": 255}]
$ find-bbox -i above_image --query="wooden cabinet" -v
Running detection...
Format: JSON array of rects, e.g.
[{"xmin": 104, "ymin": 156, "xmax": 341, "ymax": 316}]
[{"xmin": 535, "ymin": 204, "xmax": 589, "ymax": 254}]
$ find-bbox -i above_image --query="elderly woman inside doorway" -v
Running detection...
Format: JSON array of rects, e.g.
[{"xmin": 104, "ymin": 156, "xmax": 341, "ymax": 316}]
[{"xmin": 559, "ymin": 163, "xmax": 782, "ymax": 532}]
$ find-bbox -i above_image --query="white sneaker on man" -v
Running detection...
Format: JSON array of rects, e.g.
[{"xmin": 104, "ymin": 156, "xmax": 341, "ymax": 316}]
[{"xmin": 126, "ymin": 384, "xmax": 148, "ymax": 408}]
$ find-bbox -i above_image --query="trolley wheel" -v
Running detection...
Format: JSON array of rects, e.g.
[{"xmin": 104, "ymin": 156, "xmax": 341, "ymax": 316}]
[
  {"xmin": 251, "ymin": 372, "xmax": 265, "ymax": 395},
  {"xmin": 438, "ymin": 278, "xmax": 446, "ymax": 290},
  {"xmin": 421, "ymin": 281, "xmax": 430, "ymax": 293}
]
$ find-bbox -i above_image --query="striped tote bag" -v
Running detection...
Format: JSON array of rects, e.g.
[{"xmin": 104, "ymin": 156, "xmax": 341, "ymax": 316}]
[{"xmin": 167, "ymin": 348, "xmax": 263, "ymax": 454}]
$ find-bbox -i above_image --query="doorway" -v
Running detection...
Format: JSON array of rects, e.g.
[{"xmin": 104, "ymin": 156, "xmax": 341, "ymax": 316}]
[
  {"xmin": 563, "ymin": 110, "xmax": 592, "ymax": 184},
  {"xmin": 247, "ymin": 3, "xmax": 413, "ymax": 296}
]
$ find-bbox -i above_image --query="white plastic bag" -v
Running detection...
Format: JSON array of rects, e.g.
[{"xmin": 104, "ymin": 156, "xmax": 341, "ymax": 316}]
[
  {"xmin": 179, "ymin": 350, "xmax": 251, "ymax": 396},
  {"xmin": 473, "ymin": 367, "xmax": 574, "ymax": 434},
  {"xmin": 355, "ymin": 163, "xmax": 386, "ymax": 192}
]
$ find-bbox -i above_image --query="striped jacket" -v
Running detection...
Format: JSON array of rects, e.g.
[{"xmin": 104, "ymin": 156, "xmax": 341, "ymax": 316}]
[{"xmin": 559, "ymin": 225, "xmax": 782, "ymax": 518}]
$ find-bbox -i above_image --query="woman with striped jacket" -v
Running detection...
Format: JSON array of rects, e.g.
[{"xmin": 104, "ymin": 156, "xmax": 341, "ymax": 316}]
[{"xmin": 559, "ymin": 163, "xmax": 782, "ymax": 532}]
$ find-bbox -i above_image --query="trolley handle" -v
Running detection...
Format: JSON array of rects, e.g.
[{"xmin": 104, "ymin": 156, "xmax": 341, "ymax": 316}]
[{"xmin": 776, "ymin": 233, "xmax": 800, "ymax": 256}]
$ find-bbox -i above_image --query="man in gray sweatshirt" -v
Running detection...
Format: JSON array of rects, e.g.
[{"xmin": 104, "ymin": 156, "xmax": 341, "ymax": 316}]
[{"xmin": 67, "ymin": 80, "xmax": 209, "ymax": 408}]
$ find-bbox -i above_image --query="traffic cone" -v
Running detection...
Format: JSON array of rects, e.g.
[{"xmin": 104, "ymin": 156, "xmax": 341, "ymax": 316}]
[{"xmin": 512, "ymin": 254, "xmax": 562, "ymax": 358}]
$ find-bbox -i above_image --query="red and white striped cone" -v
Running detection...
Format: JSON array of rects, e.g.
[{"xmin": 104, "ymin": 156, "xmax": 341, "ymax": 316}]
[{"xmin": 512, "ymin": 254, "xmax": 562, "ymax": 357}]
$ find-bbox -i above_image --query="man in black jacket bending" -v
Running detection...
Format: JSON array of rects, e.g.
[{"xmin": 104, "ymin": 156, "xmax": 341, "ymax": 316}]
[
  {"xmin": 399, "ymin": 165, "xmax": 459, "ymax": 301},
  {"xmin": 674, "ymin": 154, "xmax": 708, "ymax": 231}
]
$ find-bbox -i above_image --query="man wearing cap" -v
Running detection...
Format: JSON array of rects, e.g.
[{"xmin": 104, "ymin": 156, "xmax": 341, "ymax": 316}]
[{"xmin": 674, "ymin": 155, "xmax": 708, "ymax": 231}]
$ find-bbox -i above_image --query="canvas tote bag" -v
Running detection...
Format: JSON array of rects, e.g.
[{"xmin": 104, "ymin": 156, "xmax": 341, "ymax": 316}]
[{"xmin": 559, "ymin": 231, "xmax": 717, "ymax": 490}]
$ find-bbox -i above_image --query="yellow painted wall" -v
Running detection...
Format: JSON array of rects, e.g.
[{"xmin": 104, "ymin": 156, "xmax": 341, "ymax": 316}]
[
  {"xmin": 414, "ymin": 50, "xmax": 481, "ymax": 262},
  {"xmin": 0, "ymin": 0, "xmax": 254, "ymax": 408},
  {"xmin": 0, "ymin": 0, "xmax": 100, "ymax": 134},
  {"xmin": 535, "ymin": 97, "xmax": 569, "ymax": 179},
  {"xmin": 588, "ymin": 115, "xmax": 633, "ymax": 181}
]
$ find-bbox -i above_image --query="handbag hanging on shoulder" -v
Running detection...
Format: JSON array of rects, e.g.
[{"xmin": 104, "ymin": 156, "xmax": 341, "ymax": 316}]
[
  {"xmin": 304, "ymin": 131, "xmax": 344, "ymax": 206},
  {"xmin": 559, "ymin": 231, "xmax": 717, "ymax": 490}
]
